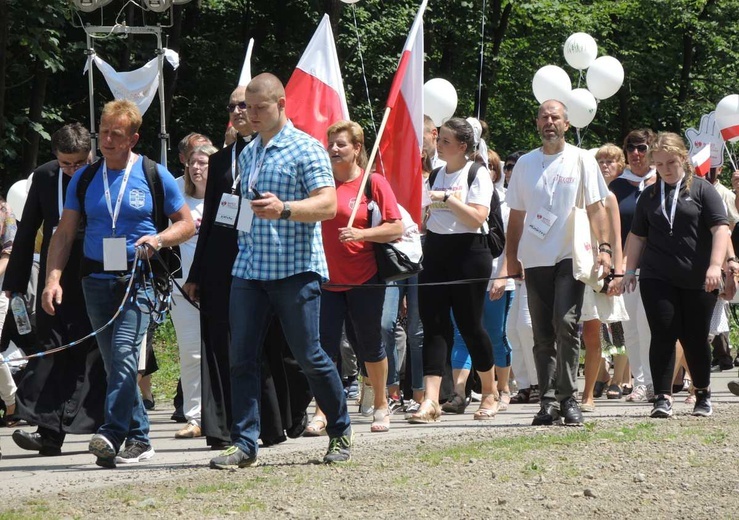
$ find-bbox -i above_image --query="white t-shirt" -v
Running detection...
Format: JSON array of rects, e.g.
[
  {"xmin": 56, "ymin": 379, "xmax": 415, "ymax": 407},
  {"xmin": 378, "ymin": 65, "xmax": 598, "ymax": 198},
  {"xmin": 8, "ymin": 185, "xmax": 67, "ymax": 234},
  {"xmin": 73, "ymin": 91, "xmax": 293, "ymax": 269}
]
[
  {"xmin": 506, "ymin": 143, "xmax": 608, "ymax": 269},
  {"xmin": 174, "ymin": 194, "xmax": 204, "ymax": 281},
  {"xmin": 425, "ymin": 161, "xmax": 493, "ymax": 235}
]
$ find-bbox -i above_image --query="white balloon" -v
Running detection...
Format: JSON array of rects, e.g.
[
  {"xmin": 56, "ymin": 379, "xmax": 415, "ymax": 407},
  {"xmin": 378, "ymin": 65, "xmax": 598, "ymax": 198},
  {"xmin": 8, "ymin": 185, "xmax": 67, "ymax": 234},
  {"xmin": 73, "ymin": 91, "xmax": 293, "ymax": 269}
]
[
  {"xmin": 563, "ymin": 33, "xmax": 598, "ymax": 70},
  {"xmin": 716, "ymin": 94, "xmax": 739, "ymax": 118},
  {"xmin": 6, "ymin": 180, "xmax": 28, "ymax": 221},
  {"xmin": 586, "ymin": 56, "xmax": 624, "ymax": 100},
  {"xmin": 532, "ymin": 65, "xmax": 572, "ymax": 105},
  {"xmin": 340, "ymin": 0, "xmax": 360, "ymax": 3},
  {"xmin": 424, "ymin": 78, "xmax": 458, "ymax": 127},
  {"xmin": 567, "ymin": 88, "xmax": 598, "ymax": 128},
  {"xmin": 715, "ymin": 94, "xmax": 739, "ymax": 142}
]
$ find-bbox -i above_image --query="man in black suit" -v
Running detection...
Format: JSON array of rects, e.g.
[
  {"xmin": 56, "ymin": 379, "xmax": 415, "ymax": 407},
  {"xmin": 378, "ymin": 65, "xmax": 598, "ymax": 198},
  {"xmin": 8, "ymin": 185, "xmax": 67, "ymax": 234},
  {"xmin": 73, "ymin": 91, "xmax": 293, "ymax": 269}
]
[
  {"xmin": 184, "ymin": 86, "xmax": 311, "ymax": 449},
  {"xmin": 4, "ymin": 123, "xmax": 108, "ymax": 456}
]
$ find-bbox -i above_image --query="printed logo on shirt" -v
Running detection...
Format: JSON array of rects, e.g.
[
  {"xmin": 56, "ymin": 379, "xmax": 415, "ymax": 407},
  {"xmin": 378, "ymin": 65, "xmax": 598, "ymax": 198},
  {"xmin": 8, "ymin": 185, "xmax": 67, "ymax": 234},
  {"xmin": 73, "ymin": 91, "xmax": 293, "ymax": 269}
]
[
  {"xmin": 129, "ymin": 189, "xmax": 146, "ymax": 209},
  {"xmin": 555, "ymin": 174, "xmax": 576, "ymax": 184}
]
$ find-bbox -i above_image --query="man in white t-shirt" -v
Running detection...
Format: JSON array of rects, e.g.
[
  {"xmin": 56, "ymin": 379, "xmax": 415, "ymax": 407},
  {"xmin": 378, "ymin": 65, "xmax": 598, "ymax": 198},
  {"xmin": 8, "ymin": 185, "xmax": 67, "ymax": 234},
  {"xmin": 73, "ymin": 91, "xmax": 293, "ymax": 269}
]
[{"xmin": 506, "ymin": 100, "xmax": 610, "ymax": 426}]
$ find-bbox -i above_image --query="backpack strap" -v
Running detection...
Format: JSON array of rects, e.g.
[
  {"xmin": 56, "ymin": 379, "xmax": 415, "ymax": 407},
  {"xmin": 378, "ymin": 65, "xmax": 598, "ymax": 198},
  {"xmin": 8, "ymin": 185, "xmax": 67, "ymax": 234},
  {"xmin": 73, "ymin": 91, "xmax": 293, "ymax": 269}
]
[
  {"xmin": 466, "ymin": 161, "xmax": 484, "ymax": 188},
  {"xmin": 76, "ymin": 158, "xmax": 104, "ymax": 225},
  {"xmin": 428, "ymin": 166, "xmax": 443, "ymax": 189},
  {"xmin": 142, "ymin": 156, "xmax": 167, "ymax": 232}
]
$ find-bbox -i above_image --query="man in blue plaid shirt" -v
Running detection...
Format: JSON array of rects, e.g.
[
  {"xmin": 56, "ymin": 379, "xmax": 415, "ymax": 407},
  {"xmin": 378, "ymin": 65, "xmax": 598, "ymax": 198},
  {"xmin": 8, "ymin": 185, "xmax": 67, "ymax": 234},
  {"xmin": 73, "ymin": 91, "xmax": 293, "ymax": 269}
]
[{"xmin": 210, "ymin": 73, "xmax": 353, "ymax": 469}]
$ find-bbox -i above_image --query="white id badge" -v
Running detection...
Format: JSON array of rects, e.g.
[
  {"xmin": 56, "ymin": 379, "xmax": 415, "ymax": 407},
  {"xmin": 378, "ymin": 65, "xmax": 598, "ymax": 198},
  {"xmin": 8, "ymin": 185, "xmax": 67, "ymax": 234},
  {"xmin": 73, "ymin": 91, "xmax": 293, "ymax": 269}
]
[
  {"xmin": 236, "ymin": 198, "xmax": 254, "ymax": 232},
  {"xmin": 214, "ymin": 193, "xmax": 240, "ymax": 228},
  {"xmin": 527, "ymin": 207, "xmax": 558, "ymax": 240},
  {"xmin": 103, "ymin": 237, "xmax": 128, "ymax": 271}
]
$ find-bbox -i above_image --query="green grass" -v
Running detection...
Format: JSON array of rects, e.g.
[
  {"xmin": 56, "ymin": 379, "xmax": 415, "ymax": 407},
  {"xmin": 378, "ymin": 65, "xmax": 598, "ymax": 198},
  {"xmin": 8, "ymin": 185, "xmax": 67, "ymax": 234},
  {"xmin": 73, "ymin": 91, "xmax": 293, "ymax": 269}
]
[{"xmin": 150, "ymin": 317, "xmax": 180, "ymax": 401}]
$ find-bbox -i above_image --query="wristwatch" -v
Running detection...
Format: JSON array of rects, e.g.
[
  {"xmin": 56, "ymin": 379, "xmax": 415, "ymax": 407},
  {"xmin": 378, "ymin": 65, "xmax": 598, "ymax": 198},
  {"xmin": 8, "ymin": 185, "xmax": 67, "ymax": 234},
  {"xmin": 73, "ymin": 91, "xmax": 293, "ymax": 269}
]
[
  {"xmin": 280, "ymin": 202, "xmax": 292, "ymax": 220},
  {"xmin": 155, "ymin": 234, "xmax": 163, "ymax": 251}
]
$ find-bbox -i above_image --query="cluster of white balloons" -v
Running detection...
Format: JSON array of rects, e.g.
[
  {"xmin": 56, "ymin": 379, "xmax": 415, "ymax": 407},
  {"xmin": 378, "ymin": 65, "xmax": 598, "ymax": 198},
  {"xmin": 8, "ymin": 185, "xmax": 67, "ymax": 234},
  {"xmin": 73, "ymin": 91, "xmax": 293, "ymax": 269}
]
[{"xmin": 532, "ymin": 33, "xmax": 625, "ymax": 128}]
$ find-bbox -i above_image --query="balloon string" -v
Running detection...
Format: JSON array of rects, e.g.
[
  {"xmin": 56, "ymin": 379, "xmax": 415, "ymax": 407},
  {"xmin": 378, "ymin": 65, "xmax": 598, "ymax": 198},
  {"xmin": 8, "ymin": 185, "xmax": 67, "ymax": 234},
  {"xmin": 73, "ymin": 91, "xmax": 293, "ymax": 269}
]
[
  {"xmin": 350, "ymin": 5, "xmax": 378, "ymax": 139},
  {"xmin": 476, "ymin": 0, "xmax": 487, "ymax": 120}
]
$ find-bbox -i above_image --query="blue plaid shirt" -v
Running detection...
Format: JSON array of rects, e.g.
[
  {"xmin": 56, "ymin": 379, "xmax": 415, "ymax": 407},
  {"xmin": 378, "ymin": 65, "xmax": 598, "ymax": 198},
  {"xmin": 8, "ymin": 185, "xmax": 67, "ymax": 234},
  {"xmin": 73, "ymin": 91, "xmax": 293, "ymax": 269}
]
[{"xmin": 232, "ymin": 121, "xmax": 334, "ymax": 281}]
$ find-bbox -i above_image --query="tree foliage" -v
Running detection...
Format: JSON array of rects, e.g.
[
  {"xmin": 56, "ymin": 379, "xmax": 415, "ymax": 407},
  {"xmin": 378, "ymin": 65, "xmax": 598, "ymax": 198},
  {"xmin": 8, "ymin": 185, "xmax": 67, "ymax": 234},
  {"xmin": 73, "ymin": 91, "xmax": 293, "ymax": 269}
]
[{"xmin": 1, "ymin": 0, "xmax": 739, "ymax": 192}]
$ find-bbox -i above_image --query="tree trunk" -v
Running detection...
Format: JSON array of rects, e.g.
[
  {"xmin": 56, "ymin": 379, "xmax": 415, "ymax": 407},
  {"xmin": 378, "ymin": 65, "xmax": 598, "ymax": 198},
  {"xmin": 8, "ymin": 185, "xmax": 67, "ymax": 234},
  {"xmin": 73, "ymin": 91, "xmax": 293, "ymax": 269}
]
[
  {"xmin": 475, "ymin": 0, "xmax": 512, "ymax": 122},
  {"xmin": 20, "ymin": 61, "xmax": 49, "ymax": 176}
]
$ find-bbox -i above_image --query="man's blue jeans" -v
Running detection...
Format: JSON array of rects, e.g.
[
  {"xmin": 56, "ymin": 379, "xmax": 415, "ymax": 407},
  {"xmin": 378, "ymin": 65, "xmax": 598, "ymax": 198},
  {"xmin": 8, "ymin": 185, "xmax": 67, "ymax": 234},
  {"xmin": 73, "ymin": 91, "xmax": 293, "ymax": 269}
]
[
  {"xmin": 82, "ymin": 276, "xmax": 151, "ymax": 450},
  {"xmin": 229, "ymin": 272, "xmax": 351, "ymax": 457}
]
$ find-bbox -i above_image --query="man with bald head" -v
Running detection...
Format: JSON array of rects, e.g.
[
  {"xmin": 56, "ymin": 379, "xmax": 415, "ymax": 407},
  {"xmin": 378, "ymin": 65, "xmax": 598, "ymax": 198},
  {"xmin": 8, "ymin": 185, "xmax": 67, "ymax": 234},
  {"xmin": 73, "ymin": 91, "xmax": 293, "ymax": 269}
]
[
  {"xmin": 209, "ymin": 73, "xmax": 352, "ymax": 469},
  {"xmin": 505, "ymin": 99, "xmax": 610, "ymax": 427}
]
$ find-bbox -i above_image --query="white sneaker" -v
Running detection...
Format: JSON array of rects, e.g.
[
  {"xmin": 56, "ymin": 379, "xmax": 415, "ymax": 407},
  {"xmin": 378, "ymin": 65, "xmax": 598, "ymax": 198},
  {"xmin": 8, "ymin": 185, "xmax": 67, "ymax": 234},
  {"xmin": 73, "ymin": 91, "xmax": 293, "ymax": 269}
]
[
  {"xmin": 403, "ymin": 399, "xmax": 421, "ymax": 420},
  {"xmin": 626, "ymin": 385, "xmax": 647, "ymax": 402}
]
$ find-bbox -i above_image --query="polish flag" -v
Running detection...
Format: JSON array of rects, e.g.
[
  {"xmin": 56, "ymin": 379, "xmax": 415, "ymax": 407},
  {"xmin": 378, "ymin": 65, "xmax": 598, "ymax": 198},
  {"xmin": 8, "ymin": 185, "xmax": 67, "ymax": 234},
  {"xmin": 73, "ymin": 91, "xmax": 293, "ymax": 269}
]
[
  {"xmin": 691, "ymin": 144, "xmax": 711, "ymax": 177},
  {"xmin": 375, "ymin": 1, "xmax": 427, "ymax": 225},
  {"xmin": 285, "ymin": 14, "xmax": 349, "ymax": 147}
]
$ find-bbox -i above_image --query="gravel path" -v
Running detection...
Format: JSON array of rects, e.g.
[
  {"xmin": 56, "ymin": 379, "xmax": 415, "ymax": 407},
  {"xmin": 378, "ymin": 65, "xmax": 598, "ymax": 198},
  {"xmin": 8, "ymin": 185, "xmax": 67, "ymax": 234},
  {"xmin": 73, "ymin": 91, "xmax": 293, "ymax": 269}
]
[{"xmin": 3, "ymin": 372, "xmax": 739, "ymax": 519}]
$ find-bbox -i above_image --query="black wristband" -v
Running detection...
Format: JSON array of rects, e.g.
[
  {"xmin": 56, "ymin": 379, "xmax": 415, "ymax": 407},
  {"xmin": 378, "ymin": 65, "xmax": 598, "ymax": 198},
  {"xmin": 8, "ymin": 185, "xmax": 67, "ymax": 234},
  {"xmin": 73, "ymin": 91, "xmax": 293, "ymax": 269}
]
[
  {"xmin": 599, "ymin": 242, "xmax": 611, "ymax": 249},
  {"xmin": 598, "ymin": 247, "xmax": 613, "ymax": 256},
  {"xmin": 728, "ymin": 256, "xmax": 739, "ymax": 264}
]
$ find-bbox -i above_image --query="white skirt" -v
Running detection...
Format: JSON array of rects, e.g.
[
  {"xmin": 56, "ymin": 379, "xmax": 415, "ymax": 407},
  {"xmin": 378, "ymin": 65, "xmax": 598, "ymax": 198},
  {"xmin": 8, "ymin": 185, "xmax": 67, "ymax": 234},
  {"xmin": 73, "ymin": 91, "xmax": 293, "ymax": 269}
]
[{"xmin": 580, "ymin": 288, "xmax": 630, "ymax": 324}]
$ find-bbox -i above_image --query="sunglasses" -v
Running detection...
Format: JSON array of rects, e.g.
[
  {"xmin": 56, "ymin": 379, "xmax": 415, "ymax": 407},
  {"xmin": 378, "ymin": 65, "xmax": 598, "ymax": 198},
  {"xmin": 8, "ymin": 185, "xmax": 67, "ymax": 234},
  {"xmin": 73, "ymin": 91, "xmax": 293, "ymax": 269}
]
[
  {"xmin": 59, "ymin": 160, "xmax": 88, "ymax": 170},
  {"xmin": 626, "ymin": 143, "xmax": 648, "ymax": 153},
  {"xmin": 227, "ymin": 101, "xmax": 247, "ymax": 113}
]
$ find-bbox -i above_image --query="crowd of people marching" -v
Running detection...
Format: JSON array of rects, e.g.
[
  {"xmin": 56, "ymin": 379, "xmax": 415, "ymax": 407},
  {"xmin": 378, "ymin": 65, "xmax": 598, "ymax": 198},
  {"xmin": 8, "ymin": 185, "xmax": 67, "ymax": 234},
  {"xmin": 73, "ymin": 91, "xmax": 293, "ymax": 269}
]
[{"xmin": 1, "ymin": 73, "xmax": 738, "ymax": 468}]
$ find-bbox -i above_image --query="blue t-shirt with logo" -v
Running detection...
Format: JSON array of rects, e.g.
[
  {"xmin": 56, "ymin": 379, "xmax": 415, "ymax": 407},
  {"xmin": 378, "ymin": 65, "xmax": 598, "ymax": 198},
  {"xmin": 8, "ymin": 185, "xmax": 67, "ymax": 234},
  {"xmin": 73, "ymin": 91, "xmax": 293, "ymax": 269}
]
[{"xmin": 65, "ymin": 155, "xmax": 185, "ymax": 263}]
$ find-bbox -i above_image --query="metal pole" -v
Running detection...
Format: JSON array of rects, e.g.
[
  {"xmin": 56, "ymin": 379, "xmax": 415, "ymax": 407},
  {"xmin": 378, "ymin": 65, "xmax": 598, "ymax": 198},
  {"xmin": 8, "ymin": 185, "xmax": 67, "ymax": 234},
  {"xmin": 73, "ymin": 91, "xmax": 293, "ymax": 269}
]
[
  {"xmin": 154, "ymin": 27, "xmax": 168, "ymax": 166},
  {"xmin": 86, "ymin": 31, "xmax": 97, "ymax": 159}
]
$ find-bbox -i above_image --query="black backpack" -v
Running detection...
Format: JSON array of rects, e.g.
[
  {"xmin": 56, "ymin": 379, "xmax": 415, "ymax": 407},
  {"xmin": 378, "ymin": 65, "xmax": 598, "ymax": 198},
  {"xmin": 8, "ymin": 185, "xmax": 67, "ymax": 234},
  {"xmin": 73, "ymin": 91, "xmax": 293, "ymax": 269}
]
[
  {"xmin": 76, "ymin": 156, "xmax": 181, "ymax": 278},
  {"xmin": 428, "ymin": 162, "xmax": 505, "ymax": 258}
]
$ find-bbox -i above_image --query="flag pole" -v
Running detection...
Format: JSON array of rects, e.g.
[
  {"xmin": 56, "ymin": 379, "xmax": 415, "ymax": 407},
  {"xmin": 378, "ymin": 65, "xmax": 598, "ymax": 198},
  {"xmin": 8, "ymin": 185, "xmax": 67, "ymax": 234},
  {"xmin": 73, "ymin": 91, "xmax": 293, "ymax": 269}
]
[
  {"xmin": 346, "ymin": 0, "xmax": 428, "ymax": 228},
  {"xmin": 347, "ymin": 106, "xmax": 392, "ymax": 227}
]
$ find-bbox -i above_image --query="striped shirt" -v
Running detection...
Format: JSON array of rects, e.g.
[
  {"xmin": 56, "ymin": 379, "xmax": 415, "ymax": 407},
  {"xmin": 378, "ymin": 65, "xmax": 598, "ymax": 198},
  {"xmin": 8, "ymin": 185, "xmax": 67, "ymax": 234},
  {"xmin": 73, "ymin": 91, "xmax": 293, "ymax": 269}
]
[{"xmin": 232, "ymin": 121, "xmax": 334, "ymax": 281}]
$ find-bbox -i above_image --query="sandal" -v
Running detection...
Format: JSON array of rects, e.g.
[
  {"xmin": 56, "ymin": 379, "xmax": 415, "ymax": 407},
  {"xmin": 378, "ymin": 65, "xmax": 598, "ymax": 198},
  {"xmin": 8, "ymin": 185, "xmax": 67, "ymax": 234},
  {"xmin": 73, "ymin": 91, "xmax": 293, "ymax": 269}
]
[
  {"xmin": 498, "ymin": 391, "xmax": 511, "ymax": 412},
  {"xmin": 407, "ymin": 399, "xmax": 441, "ymax": 424},
  {"xmin": 4, "ymin": 403, "xmax": 19, "ymax": 428},
  {"xmin": 370, "ymin": 408, "xmax": 391, "ymax": 433},
  {"xmin": 580, "ymin": 402, "xmax": 596, "ymax": 412},
  {"xmin": 593, "ymin": 381, "xmax": 608, "ymax": 399},
  {"xmin": 303, "ymin": 415, "xmax": 327, "ymax": 437},
  {"xmin": 509, "ymin": 388, "xmax": 530, "ymax": 404},
  {"xmin": 473, "ymin": 394, "xmax": 499, "ymax": 420},
  {"xmin": 606, "ymin": 384, "xmax": 623, "ymax": 400}
]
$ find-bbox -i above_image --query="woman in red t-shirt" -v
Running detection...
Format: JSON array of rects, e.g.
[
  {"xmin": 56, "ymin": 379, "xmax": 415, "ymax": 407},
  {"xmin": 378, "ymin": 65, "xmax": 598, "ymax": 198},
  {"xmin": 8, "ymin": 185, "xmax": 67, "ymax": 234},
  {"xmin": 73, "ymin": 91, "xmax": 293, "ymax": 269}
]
[{"xmin": 306, "ymin": 120, "xmax": 402, "ymax": 435}]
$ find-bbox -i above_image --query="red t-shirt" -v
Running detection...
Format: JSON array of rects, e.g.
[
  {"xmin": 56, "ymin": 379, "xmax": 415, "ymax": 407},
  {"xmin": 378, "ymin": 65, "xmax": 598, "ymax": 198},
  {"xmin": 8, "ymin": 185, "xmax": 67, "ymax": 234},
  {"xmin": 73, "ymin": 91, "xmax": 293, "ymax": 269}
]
[{"xmin": 322, "ymin": 173, "xmax": 402, "ymax": 291}]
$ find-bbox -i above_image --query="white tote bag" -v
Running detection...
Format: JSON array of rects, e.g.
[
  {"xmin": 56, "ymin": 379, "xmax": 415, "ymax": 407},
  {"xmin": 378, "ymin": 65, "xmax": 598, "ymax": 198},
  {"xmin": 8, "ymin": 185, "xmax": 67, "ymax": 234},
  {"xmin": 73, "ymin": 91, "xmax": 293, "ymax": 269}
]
[{"xmin": 570, "ymin": 153, "xmax": 604, "ymax": 291}]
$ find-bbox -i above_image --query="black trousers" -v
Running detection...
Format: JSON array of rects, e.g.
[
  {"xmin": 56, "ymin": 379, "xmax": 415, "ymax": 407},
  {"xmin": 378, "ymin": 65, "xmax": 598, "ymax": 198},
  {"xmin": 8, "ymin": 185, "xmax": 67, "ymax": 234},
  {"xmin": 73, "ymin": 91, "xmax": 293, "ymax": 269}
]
[
  {"xmin": 640, "ymin": 278, "xmax": 716, "ymax": 395},
  {"xmin": 419, "ymin": 232, "xmax": 494, "ymax": 377}
]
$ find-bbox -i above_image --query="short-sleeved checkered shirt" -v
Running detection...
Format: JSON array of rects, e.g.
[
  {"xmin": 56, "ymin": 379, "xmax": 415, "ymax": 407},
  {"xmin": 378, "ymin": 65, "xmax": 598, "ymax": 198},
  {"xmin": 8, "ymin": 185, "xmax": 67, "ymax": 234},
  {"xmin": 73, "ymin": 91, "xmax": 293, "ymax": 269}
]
[{"xmin": 232, "ymin": 121, "xmax": 335, "ymax": 281}]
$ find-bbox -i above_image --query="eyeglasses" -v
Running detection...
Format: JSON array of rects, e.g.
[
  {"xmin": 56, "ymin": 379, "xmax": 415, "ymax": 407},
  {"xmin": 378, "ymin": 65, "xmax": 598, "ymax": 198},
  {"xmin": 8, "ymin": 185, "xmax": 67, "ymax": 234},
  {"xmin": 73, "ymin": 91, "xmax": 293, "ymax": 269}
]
[
  {"xmin": 226, "ymin": 101, "xmax": 247, "ymax": 113},
  {"xmin": 503, "ymin": 164, "xmax": 515, "ymax": 172},
  {"xmin": 59, "ymin": 160, "xmax": 88, "ymax": 170},
  {"xmin": 626, "ymin": 143, "xmax": 648, "ymax": 153}
]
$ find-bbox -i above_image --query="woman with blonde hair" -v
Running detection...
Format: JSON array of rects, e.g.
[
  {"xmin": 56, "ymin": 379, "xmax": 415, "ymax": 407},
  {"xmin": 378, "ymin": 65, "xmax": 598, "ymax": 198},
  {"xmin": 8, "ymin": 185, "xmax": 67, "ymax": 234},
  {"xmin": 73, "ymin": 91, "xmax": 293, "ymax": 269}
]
[{"xmin": 620, "ymin": 132, "xmax": 729, "ymax": 418}]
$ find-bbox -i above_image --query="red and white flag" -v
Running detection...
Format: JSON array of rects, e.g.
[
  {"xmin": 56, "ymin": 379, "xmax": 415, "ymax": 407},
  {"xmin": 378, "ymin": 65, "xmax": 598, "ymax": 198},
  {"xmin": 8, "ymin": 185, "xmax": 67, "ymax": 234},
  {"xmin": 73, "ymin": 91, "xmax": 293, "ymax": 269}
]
[
  {"xmin": 376, "ymin": 1, "xmax": 427, "ymax": 225},
  {"xmin": 691, "ymin": 144, "xmax": 711, "ymax": 177},
  {"xmin": 285, "ymin": 14, "xmax": 349, "ymax": 147}
]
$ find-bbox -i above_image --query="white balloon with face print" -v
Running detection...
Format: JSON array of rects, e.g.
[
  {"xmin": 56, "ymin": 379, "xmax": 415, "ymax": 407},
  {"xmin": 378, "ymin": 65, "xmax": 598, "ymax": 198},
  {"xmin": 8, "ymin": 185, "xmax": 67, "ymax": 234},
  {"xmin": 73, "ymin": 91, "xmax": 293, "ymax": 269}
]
[
  {"xmin": 586, "ymin": 56, "xmax": 624, "ymax": 100},
  {"xmin": 566, "ymin": 88, "xmax": 598, "ymax": 128},
  {"xmin": 532, "ymin": 65, "xmax": 572, "ymax": 105},
  {"xmin": 424, "ymin": 78, "xmax": 458, "ymax": 127},
  {"xmin": 563, "ymin": 33, "xmax": 598, "ymax": 70}
]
